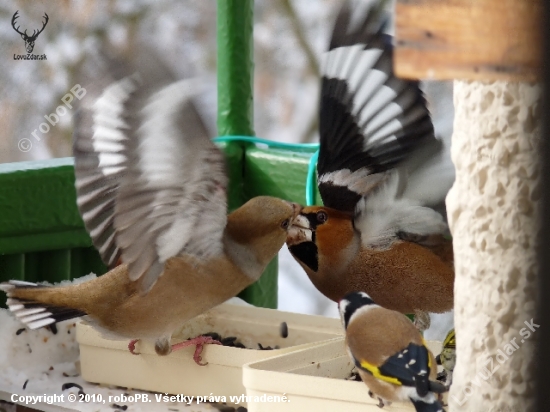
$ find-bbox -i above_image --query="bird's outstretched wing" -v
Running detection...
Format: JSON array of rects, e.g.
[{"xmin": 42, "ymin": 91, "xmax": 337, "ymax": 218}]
[
  {"xmin": 73, "ymin": 76, "xmax": 227, "ymax": 294},
  {"xmin": 319, "ymin": 0, "xmax": 452, "ymax": 248}
]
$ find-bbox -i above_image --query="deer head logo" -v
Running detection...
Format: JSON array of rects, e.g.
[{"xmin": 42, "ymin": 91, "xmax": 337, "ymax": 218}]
[{"xmin": 12, "ymin": 11, "xmax": 49, "ymax": 54}]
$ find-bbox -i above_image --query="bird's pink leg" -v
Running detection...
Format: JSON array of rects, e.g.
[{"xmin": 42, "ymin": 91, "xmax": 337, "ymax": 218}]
[
  {"xmin": 128, "ymin": 339, "xmax": 140, "ymax": 355},
  {"xmin": 171, "ymin": 336, "xmax": 222, "ymax": 366}
]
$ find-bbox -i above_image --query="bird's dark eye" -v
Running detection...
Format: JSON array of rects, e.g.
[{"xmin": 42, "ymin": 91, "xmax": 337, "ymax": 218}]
[
  {"xmin": 281, "ymin": 219, "xmax": 290, "ymax": 229},
  {"xmin": 316, "ymin": 211, "xmax": 328, "ymax": 224}
]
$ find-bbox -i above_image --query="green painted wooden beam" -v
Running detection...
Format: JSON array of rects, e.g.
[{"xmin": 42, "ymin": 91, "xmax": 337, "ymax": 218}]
[
  {"xmin": 244, "ymin": 147, "xmax": 321, "ymax": 205},
  {"xmin": 217, "ymin": 0, "xmax": 279, "ymax": 308},
  {"xmin": 217, "ymin": 0, "xmax": 254, "ymax": 137},
  {"xmin": 0, "ymin": 145, "xmax": 244, "ymax": 255},
  {"xmin": 219, "ymin": 142, "xmax": 246, "ymax": 211},
  {"xmin": 0, "ymin": 158, "xmax": 91, "ymax": 254}
]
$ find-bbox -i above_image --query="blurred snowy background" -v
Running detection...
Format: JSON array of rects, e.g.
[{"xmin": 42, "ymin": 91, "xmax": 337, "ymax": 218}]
[{"xmin": 0, "ymin": 0, "xmax": 454, "ymax": 338}]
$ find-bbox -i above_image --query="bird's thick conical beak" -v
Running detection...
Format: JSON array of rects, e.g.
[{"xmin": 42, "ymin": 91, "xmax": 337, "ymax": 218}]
[
  {"xmin": 283, "ymin": 201, "xmax": 302, "ymax": 223},
  {"xmin": 286, "ymin": 212, "xmax": 312, "ymax": 246}
]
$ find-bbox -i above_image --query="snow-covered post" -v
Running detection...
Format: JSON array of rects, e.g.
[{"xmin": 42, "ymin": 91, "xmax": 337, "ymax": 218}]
[
  {"xmin": 394, "ymin": 1, "xmax": 542, "ymax": 410},
  {"xmin": 446, "ymin": 81, "xmax": 541, "ymax": 411}
]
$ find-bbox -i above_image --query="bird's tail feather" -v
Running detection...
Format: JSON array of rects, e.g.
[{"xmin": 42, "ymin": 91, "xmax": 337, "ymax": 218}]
[
  {"xmin": 410, "ymin": 398, "xmax": 446, "ymax": 412},
  {"xmin": 428, "ymin": 380, "xmax": 449, "ymax": 394},
  {"xmin": 0, "ymin": 280, "xmax": 86, "ymax": 329}
]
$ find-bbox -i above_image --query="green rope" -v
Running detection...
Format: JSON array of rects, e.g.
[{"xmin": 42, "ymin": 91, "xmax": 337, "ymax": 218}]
[
  {"xmin": 213, "ymin": 135, "xmax": 320, "ymax": 206},
  {"xmin": 213, "ymin": 135, "xmax": 319, "ymax": 149}
]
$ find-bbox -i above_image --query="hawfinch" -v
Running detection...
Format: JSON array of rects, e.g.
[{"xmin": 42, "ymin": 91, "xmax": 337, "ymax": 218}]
[
  {"xmin": 339, "ymin": 292, "xmax": 447, "ymax": 412},
  {"xmin": 286, "ymin": 0, "xmax": 454, "ymax": 329},
  {"xmin": 0, "ymin": 75, "xmax": 298, "ymax": 364}
]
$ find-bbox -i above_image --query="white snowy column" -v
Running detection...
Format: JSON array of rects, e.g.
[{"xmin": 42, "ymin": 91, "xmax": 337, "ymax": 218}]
[{"xmin": 447, "ymin": 80, "xmax": 541, "ymax": 411}]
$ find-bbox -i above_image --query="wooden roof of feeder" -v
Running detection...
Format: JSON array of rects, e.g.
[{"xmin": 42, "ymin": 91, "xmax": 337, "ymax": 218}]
[{"xmin": 394, "ymin": 0, "xmax": 542, "ymax": 81}]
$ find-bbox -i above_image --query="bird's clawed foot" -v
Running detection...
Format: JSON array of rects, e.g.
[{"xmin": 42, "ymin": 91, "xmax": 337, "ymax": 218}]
[
  {"xmin": 368, "ymin": 390, "xmax": 389, "ymax": 408},
  {"xmin": 128, "ymin": 339, "xmax": 140, "ymax": 355},
  {"xmin": 171, "ymin": 335, "xmax": 222, "ymax": 366}
]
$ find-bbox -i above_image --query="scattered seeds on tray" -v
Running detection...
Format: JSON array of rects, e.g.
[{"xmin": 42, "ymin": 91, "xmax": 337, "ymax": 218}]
[
  {"xmin": 221, "ymin": 336, "xmax": 237, "ymax": 346},
  {"xmin": 61, "ymin": 382, "xmax": 86, "ymax": 396},
  {"xmin": 16, "ymin": 328, "xmax": 25, "ymax": 335},
  {"xmin": 279, "ymin": 322, "xmax": 288, "ymax": 338},
  {"xmin": 257, "ymin": 343, "xmax": 279, "ymax": 350},
  {"xmin": 200, "ymin": 332, "xmax": 274, "ymax": 350},
  {"xmin": 202, "ymin": 332, "xmax": 221, "ymax": 341},
  {"xmin": 211, "ymin": 403, "xmax": 237, "ymax": 412},
  {"xmin": 111, "ymin": 404, "xmax": 128, "ymax": 411},
  {"xmin": 345, "ymin": 371, "xmax": 362, "ymax": 382},
  {"xmin": 214, "ymin": 404, "xmax": 247, "ymax": 412},
  {"xmin": 62, "ymin": 382, "xmax": 83, "ymax": 391},
  {"xmin": 22, "ymin": 379, "xmax": 28, "ymax": 390}
]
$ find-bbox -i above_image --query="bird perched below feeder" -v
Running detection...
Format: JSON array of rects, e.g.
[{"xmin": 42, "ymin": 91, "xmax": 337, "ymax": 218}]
[
  {"xmin": 339, "ymin": 292, "xmax": 447, "ymax": 412},
  {"xmin": 286, "ymin": 0, "xmax": 455, "ymax": 330},
  {"xmin": 0, "ymin": 74, "xmax": 299, "ymax": 365},
  {"xmin": 436, "ymin": 328, "xmax": 456, "ymax": 387}
]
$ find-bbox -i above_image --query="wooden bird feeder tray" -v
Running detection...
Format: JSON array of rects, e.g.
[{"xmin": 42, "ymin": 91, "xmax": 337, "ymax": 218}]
[
  {"xmin": 77, "ymin": 302, "xmax": 343, "ymax": 406},
  {"xmin": 243, "ymin": 338, "xmax": 445, "ymax": 412}
]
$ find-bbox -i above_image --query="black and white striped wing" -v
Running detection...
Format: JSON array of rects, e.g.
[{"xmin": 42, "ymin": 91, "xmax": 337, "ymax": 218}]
[
  {"xmin": 73, "ymin": 75, "xmax": 140, "ymax": 268},
  {"xmin": 318, "ymin": 0, "xmax": 439, "ymax": 213},
  {"xmin": 73, "ymin": 77, "xmax": 228, "ymax": 294}
]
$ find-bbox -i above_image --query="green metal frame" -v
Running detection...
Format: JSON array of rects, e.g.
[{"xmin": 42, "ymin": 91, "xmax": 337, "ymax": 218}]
[
  {"xmin": 217, "ymin": 0, "xmax": 275, "ymax": 306},
  {"xmin": 0, "ymin": 0, "xmax": 316, "ymax": 309}
]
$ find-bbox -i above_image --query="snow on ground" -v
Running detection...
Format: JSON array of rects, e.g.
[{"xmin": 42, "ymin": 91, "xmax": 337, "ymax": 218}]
[
  {"xmin": 0, "ymin": 285, "xmax": 252, "ymax": 412},
  {"xmin": 0, "ymin": 308, "xmax": 216, "ymax": 411}
]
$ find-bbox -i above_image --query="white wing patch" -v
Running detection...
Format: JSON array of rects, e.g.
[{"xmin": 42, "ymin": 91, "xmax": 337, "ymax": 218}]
[
  {"xmin": 401, "ymin": 152, "xmax": 455, "ymax": 207},
  {"xmin": 319, "ymin": 168, "xmax": 388, "ymax": 198},
  {"xmin": 355, "ymin": 172, "xmax": 448, "ymax": 249}
]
